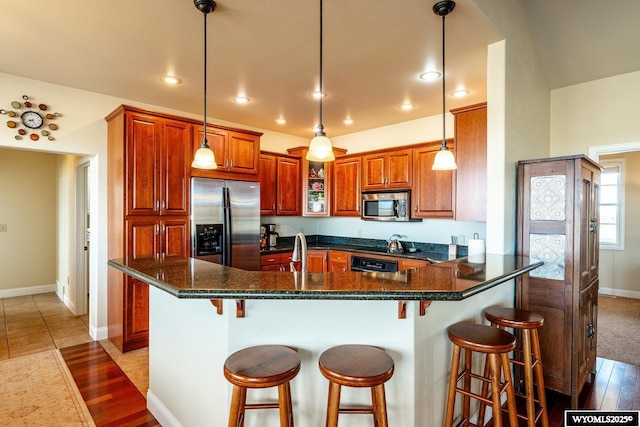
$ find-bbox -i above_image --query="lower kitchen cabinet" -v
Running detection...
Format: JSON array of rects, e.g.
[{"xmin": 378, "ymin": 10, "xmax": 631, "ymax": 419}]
[
  {"xmin": 398, "ymin": 259, "xmax": 430, "ymax": 270},
  {"xmin": 307, "ymin": 250, "xmax": 328, "ymax": 272},
  {"xmin": 328, "ymin": 251, "xmax": 350, "ymax": 272},
  {"xmin": 261, "ymin": 252, "xmax": 295, "ymax": 271}
]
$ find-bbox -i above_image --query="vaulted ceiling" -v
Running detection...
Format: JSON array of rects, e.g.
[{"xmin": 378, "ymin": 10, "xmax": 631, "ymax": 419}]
[{"xmin": 2, "ymin": 0, "xmax": 639, "ymax": 138}]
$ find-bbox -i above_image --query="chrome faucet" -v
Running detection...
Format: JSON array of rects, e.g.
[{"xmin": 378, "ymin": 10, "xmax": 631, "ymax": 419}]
[{"xmin": 291, "ymin": 232, "xmax": 308, "ymax": 272}]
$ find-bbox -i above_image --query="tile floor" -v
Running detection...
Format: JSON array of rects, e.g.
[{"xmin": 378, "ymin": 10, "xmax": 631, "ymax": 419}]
[{"xmin": 0, "ymin": 292, "xmax": 149, "ymax": 394}]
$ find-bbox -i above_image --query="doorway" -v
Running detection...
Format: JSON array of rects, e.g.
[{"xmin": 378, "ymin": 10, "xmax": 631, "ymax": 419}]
[{"xmin": 74, "ymin": 162, "xmax": 90, "ymax": 316}]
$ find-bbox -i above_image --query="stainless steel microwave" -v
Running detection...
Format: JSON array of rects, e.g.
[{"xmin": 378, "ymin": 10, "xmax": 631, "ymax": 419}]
[{"xmin": 361, "ymin": 190, "xmax": 413, "ymax": 221}]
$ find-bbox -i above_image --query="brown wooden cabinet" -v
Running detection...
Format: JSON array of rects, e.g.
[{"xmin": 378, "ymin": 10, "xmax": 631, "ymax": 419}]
[
  {"xmin": 398, "ymin": 258, "xmax": 430, "ymax": 270},
  {"xmin": 191, "ymin": 125, "xmax": 261, "ymax": 181},
  {"xmin": 328, "ymin": 251, "xmax": 350, "ymax": 272},
  {"xmin": 332, "ymin": 155, "xmax": 361, "ymax": 217},
  {"xmin": 308, "ymin": 250, "xmax": 328, "ymax": 272},
  {"xmin": 516, "ymin": 155, "xmax": 601, "ymax": 408},
  {"xmin": 259, "ymin": 152, "xmax": 301, "ymax": 216},
  {"xmin": 125, "ymin": 111, "xmax": 191, "ymax": 217},
  {"xmin": 451, "ymin": 103, "xmax": 487, "ymax": 221},
  {"xmin": 412, "ymin": 140, "xmax": 455, "ymax": 218},
  {"xmin": 362, "ymin": 148, "xmax": 412, "ymax": 190},
  {"xmin": 107, "ymin": 105, "xmax": 192, "ymax": 352},
  {"xmin": 260, "ymin": 252, "xmax": 294, "ymax": 271},
  {"xmin": 287, "ymin": 146, "xmax": 347, "ymax": 217}
]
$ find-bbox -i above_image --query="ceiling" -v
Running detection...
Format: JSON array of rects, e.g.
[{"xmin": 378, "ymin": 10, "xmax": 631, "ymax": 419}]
[{"xmin": 2, "ymin": 0, "xmax": 639, "ymax": 139}]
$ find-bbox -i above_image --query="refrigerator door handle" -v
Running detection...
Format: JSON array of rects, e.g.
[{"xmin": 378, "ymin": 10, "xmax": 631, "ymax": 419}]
[{"xmin": 222, "ymin": 186, "xmax": 232, "ymax": 266}]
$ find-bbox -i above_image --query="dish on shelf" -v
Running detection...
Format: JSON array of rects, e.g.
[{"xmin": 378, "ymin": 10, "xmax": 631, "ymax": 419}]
[{"xmin": 311, "ymin": 182, "xmax": 324, "ymax": 191}]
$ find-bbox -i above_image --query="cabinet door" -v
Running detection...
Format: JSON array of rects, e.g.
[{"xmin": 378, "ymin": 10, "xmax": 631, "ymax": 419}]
[
  {"xmin": 577, "ymin": 279, "xmax": 598, "ymax": 391},
  {"xmin": 276, "ymin": 156, "xmax": 301, "ymax": 215},
  {"xmin": 126, "ymin": 218, "xmax": 159, "ymax": 257},
  {"xmin": 387, "ymin": 149, "xmax": 413, "ymax": 189},
  {"xmin": 362, "ymin": 153, "xmax": 387, "ymax": 190},
  {"xmin": 452, "ymin": 103, "xmax": 487, "ymax": 221},
  {"xmin": 307, "ymin": 251, "xmax": 328, "ymax": 272},
  {"xmin": 124, "ymin": 277, "xmax": 149, "ymax": 350},
  {"xmin": 126, "ymin": 113, "xmax": 160, "ymax": 216},
  {"xmin": 332, "ymin": 156, "xmax": 361, "ymax": 217},
  {"xmin": 259, "ymin": 153, "xmax": 277, "ymax": 215},
  {"xmin": 227, "ymin": 131, "xmax": 260, "ymax": 175},
  {"xmin": 160, "ymin": 120, "xmax": 191, "ymax": 216},
  {"xmin": 328, "ymin": 251, "xmax": 349, "ymax": 272},
  {"xmin": 579, "ymin": 163, "xmax": 600, "ymax": 287},
  {"xmin": 161, "ymin": 218, "xmax": 190, "ymax": 256},
  {"xmin": 413, "ymin": 143, "xmax": 454, "ymax": 218},
  {"xmin": 191, "ymin": 125, "xmax": 230, "ymax": 173}
]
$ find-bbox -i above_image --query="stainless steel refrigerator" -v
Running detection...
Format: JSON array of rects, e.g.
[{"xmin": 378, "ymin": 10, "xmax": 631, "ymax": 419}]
[{"xmin": 191, "ymin": 178, "xmax": 261, "ymax": 271}]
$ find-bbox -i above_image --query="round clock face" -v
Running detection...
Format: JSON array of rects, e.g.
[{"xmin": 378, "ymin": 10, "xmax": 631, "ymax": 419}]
[{"xmin": 21, "ymin": 111, "xmax": 44, "ymax": 129}]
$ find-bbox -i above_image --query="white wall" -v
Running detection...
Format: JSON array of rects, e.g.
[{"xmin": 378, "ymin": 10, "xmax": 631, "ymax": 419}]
[{"xmin": 0, "ymin": 149, "xmax": 57, "ymax": 294}]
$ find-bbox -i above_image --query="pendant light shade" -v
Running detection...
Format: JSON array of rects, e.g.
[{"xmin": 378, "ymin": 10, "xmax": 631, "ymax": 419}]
[
  {"xmin": 306, "ymin": 0, "xmax": 335, "ymax": 162},
  {"xmin": 191, "ymin": 0, "xmax": 218, "ymax": 170},
  {"xmin": 432, "ymin": 0, "xmax": 457, "ymax": 171}
]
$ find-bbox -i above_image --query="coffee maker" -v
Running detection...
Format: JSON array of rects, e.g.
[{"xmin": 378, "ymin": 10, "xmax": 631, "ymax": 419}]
[{"xmin": 262, "ymin": 224, "xmax": 279, "ymax": 249}]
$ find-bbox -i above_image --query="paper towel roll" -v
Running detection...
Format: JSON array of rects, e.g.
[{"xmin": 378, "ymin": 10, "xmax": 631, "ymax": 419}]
[{"xmin": 468, "ymin": 238, "xmax": 486, "ymax": 263}]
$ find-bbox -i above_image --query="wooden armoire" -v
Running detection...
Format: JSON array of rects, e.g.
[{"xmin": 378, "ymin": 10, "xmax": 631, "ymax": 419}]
[{"xmin": 516, "ymin": 155, "xmax": 601, "ymax": 408}]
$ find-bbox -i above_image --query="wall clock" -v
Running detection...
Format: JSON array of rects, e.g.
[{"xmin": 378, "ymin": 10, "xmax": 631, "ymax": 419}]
[{"xmin": 1, "ymin": 95, "xmax": 60, "ymax": 141}]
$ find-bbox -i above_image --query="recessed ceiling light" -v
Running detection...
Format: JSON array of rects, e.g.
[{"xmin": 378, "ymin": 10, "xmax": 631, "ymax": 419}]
[
  {"xmin": 419, "ymin": 71, "xmax": 441, "ymax": 81},
  {"xmin": 233, "ymin": 96, "xmax": 251, "ymax": 104},
  {"xmin": 161, "ymin": 75, "xmax": 181, "ymax": 85},
  {"xmin": 451, "ymin": 89, "xmax": 469, "ymax": 98},
  {"xmin": 343, "ymin": 118, "xmax": 354, "ymax": 125},
  {"xmin": 400, "ymin": 102, "xmax": 414, "ymax": 111},
  {"xmin": 276, "ymin": 118, "xmax": 286, "ymax": 125}
]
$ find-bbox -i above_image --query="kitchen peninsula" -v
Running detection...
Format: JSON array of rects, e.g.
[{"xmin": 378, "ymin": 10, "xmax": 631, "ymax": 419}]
[{"xmin": 108, "ymin": 255, "xmax": 541, "ymax": 426}]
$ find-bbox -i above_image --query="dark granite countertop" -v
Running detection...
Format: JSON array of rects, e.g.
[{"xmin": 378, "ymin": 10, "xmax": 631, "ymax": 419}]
[{"xmin": 108, "ymin": 255, "xmax": 542, "ymax": 301}]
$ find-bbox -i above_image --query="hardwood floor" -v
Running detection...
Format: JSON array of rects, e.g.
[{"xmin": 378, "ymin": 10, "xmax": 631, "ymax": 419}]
[{"xmin": 59, "ymin": 341, "xmax": 160, "ymax": 427}]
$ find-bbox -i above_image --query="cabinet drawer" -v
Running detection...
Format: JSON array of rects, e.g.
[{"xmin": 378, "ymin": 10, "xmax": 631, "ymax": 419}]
[
  {"xmin": 329, "ymin": 251, "xmax": 349, "ymax": 262},
  {"xmin": 260, "ymin": 253, "xmax": 283, "ymax": 266}
]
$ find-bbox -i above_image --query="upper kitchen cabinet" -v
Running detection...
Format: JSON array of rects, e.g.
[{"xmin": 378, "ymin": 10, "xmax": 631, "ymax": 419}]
[
  {"xmin": 259, "ymin": 151, "xmax": 301, "ymax": 216},
  {"xmin": 332, "ymin": 155, "xmax": 361, "ymax": 217},
  {"xmin": 113, "ymin": 108, "xmax": 191, "ymax": 217},
  {"xmin": 413, "ymin": 140, "xmax": 455, "ymax": 218},
  {"xmin": 362, "ymin": 148, "xmax": 413, "ymax": 191},
  {"xmin": 287, "ymin": 146, "xmax": 347, "ymax": 217},
  {"xmin": 191, "ymin": 125, "xmax": 261, "ymax": 181},
  {"xmin": 451, "ymin": 103, "xmax": 487, "ymax": 221}
]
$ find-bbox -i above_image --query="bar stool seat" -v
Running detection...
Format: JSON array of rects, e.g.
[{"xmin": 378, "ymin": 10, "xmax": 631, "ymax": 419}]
[
  {"xmin": 484, "ymin": 307, "xmax": 549, "ymax": 427},
  {"xmin": 224, "ymin": 345, "xmax": 301, "ymax": 427},
  {"xmin": 319, "ymin": 344, "xmax": 394, "ymax": 427},
  {"xmin": 445, "ymin": 322, "xmax": 518, "ymax": 427}
]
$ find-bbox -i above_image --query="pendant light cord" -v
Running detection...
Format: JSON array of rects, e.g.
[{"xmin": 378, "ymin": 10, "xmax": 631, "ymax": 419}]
[
  {"xmin": 317, "ymin": 0, "xmax": 325, "ymax": 135},
  {"xmin": 441, "ymin": 12, "xmax": 446, "ymax": 149},
  {"xmin": 202, "ymin": 10, "xmax": 209, "ymax": 146}
]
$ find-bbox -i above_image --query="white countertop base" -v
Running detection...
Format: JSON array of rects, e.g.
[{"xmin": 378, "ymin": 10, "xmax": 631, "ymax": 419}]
[{"xmin": 146, "ymin": 283, "xmax": 515, "ymax": 426}]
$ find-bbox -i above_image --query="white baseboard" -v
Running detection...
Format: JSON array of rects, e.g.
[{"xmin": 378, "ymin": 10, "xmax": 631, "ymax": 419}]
[
  {"xmin": 0, "ymin": 284, "xmax": 56, "ymax": 299},
  {"xmin": 147, "ymin": 390, "xmax": 182, "ymax": 427},
  {"xmin": 599, "ymin": 287, "xmax": 640, "ymax": 300},
  {"xmin": 91, "ymin": 325, "xmax": 109, "ymax": 341}
]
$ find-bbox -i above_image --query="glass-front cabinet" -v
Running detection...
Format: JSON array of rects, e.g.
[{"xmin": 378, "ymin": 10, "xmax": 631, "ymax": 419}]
[{"xmin": 287, "ymin": 146, "xmax": 346, "ymax": 217}]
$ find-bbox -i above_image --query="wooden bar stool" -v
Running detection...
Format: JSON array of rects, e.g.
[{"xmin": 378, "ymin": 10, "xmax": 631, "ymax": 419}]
[
  {"xmin": 318, "ymin": 344, "xmax": 394, "ymax": 427},
  {"xmin": 482, "ymin": 307, "xmax": 549, "ymax": 427},
  {"xmin": 223, "ymin": 345, "xmax": 301, "ymax": 427},
  {"xmin": 445, "ymin": 323, "xmax": 518, "ymax": 427}
]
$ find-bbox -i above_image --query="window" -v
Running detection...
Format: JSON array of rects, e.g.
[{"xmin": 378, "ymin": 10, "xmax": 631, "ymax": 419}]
[{"xmin": 599, "ymin": 159, "xmax": 625, "ymax": 250}]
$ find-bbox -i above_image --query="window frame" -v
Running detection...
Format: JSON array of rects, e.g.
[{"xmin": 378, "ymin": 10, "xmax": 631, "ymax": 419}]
[{"xmin": 598, "ymin": 158, "xmax": 625, "ymax": 251}]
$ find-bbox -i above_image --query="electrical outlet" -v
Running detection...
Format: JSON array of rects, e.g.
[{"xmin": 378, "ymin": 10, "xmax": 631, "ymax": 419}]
[{"xmin": 0, "ymin": 224, "xmax": 7, "ymax": 232}]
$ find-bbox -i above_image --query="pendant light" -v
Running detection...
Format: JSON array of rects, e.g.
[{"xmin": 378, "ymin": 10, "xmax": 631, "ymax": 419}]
[
  {"xmin": 306, "ymin": 0, "xmax": 335, "ymax": 162},
  {"xmin": 191, "ymin": 0, "xmax": 218, "ymax": 169},
  {"xmin": 432, "ymin": 0, "xmax": 457, "ymax": 171}
]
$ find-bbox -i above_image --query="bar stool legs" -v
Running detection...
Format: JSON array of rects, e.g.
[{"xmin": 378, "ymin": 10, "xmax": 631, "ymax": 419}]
[
  {"xmin": 444, "ymin": 322, "xmax": 518, "ymax": 427},
  {"xmin": 319, "ymin": 344, "xmax": 394, "ymax": 427},
  {"xmin": 483, "ymin": 307, "xmax": 549, "ymax": 427},
  {"xmin": 224, "ymin": 345, "xmax": 300, "ymax": 427}
]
